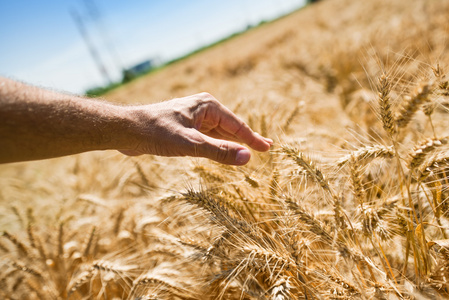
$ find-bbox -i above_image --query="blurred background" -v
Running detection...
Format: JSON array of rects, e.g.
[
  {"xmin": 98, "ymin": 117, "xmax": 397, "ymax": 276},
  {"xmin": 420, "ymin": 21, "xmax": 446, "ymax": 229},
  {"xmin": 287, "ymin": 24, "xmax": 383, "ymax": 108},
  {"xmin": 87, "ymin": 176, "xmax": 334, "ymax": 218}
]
[{"xmin": 0, "ymin": 0, "xmax": 307, "ymax": 95}]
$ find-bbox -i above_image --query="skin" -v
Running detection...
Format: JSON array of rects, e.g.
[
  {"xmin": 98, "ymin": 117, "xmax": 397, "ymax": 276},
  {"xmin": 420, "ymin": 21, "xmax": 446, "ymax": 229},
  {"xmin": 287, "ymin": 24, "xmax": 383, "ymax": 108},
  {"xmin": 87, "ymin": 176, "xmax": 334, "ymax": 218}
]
[{"xmin": 0, "ymin": 77, "xmax": 272, "ymax": 165}]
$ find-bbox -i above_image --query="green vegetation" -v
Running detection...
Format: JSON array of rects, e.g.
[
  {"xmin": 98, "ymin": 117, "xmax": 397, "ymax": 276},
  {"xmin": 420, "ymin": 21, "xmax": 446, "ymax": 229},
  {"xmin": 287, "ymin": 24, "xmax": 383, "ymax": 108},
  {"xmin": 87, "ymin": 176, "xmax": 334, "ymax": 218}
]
[
  {"xmin": 85, "ymin": 5, "xmax": 306, "ymax": 97},
  {"xmin": 85, "ymin": 82, "xmax": 123, "ymax": 97}
]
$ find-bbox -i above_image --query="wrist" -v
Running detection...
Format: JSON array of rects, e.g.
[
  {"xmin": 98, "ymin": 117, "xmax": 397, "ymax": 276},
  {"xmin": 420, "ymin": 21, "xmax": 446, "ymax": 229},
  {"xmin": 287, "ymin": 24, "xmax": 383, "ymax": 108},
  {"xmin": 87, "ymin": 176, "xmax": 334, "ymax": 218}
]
[
  {"xmin": 112, "ymin": 104, "xmax": 157, "ymax": 154},
  {"xmin": 104, "ymin": 104, "xmax": 138, "ymax": 152}
]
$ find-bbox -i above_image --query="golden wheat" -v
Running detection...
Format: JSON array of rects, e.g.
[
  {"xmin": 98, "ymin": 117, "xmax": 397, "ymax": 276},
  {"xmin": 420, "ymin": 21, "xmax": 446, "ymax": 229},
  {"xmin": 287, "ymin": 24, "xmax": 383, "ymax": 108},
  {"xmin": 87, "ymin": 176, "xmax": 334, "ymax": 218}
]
[{"xmin": 2, "ymin": 0, "xmax": 449, "ymax": 298}]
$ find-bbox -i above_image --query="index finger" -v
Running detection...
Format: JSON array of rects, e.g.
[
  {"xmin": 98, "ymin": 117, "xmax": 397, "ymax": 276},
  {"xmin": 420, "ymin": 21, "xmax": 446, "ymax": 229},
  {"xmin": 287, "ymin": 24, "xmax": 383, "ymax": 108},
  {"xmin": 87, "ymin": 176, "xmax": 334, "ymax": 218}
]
[{"xmin": 211, "ymin": 101, "xmax": 273, "ymax": 152}]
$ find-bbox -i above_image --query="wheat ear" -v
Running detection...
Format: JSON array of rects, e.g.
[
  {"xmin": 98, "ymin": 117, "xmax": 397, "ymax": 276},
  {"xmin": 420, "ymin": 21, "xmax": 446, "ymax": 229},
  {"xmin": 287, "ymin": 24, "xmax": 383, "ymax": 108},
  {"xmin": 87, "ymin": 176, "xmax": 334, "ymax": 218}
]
[
  {"xmin": 268, "ymin": 276, "xmax": 293, "ymax": 300},
  {"xmin": 93, "ymin": 259, "xmax": 137, "ymax": 274},
  {"xmin": 409, "ymin": 137, "xmax": 448, "ymax": 170},
  {"xmin": 67, "ymin": 268, "xmax": 95, "ymax": 297},
  {"xmin": 418, "ymin": 154, "xmax": 449, "ymax": 181},
  {"xmin": 1, "ymin": 231, "xmax": 30, "ymax": 257},
  {"xmin": 180, "ymin": 190, "xmax": 262, "ymax": 240},
  {"xmin": 281, "ymin": 146, "xmax": 334, "ymax": 197},
  {"xmin": 283, "ymin": 197, "xmax": 333, "ymax": 244},
  {"xmin": 350, "ymin": 155, "xmax": 365, "ymax": 205},
  {"xmin": 316, "ymin": 267, "xmax": 361, "ymax": 298},
  {"xmin": 244, "ymin": 174, "xmax": 260, "ymax": 188},
  {"xmin": 10, "ymin": 260, "xmax": 44, "ymax": 279},
  {"xmin": 131, "ymin": 275, "xmax": 198, "ymax": 300},
  {"xmin": 433, "ymin": 63, "xmax": 449, "ymax": 96},
  {"xmin": 193, "ymin": 165, "xmax": 226, "ymax": 183},
  {"xmin": 337, "ymin": 144, "xmax": 394, "ymax": 167},
  {"xmin": 377, "ymin": 74, "xmax": 396, "ymax": 135},
  {"xmin": 396, "ymin": 81, "xmax": 433, "ymax": 129}
]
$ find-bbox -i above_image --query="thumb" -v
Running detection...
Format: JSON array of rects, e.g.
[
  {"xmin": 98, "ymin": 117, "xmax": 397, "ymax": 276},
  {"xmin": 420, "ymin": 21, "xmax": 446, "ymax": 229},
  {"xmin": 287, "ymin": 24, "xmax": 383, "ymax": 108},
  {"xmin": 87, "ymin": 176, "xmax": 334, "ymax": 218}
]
[{"xmin": 196, "ymin": 134, "xmax": 251, "ymax": 165}]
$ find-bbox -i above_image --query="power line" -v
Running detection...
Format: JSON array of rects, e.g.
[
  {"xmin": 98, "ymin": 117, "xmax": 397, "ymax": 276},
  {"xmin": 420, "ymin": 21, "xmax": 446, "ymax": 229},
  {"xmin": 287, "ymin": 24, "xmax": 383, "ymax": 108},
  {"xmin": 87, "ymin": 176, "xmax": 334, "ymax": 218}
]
[
  {"xmin": 70, "ymin": 8, "xmax": 112, "ymax": 85},
  {"xmin": 82, "ymin": 0, "xmax": 124, "ymax": 72}
]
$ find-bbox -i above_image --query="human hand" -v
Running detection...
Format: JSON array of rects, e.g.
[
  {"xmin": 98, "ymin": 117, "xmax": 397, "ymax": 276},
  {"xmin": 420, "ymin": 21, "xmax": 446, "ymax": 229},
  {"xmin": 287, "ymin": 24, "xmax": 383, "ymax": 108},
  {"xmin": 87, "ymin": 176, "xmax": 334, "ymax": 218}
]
[{"xmin": 120, "ymin": 93, "xmax": 273, "ymax": 165}]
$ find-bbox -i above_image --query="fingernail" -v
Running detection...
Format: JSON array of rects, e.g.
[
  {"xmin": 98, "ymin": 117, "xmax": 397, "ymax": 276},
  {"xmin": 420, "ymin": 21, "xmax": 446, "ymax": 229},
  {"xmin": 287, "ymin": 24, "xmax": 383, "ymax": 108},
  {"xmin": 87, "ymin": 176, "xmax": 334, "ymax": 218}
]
[{"xmin": 235, "ymin": 149, "xmax": 251, "ymax": 165}]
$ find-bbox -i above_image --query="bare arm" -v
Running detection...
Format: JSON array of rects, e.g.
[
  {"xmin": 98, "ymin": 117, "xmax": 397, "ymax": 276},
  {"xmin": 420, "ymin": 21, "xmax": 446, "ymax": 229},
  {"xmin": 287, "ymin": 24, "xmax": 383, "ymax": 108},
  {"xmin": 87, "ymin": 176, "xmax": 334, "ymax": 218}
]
[{"xmin": 0, "ymin": 77, "xmax": 272, "ymax": 165}]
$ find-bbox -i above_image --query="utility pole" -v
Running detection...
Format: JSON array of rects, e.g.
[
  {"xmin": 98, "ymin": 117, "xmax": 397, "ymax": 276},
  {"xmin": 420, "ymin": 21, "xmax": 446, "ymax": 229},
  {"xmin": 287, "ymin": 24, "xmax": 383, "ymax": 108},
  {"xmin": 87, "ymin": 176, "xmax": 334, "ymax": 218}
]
[
  {"xmin": 82, "ymin": 0, "xmax": 124, "ymax": 74},
  {"xmin": 70, "ymin": 8, "xmax": 112, "ymax": 85}
]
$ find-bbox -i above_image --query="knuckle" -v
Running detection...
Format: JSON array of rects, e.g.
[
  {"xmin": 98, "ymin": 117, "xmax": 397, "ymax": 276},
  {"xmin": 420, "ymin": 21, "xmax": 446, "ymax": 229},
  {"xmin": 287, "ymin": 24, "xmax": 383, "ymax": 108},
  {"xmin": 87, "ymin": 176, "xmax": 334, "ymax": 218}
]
[
  {"xmin": 215, "ymin": 142, "xmax": 230, "ymax": 163},
  {"xmin": 197, "ymin": 92, "xmax": 217, "ymax": 104},
  {"xmin": 186, "ymin": 132, "xmax": 204, "ymax": 152},
  {"xmin": 198, "ymin": 92, "xmax": 212, "ymax": 98}
]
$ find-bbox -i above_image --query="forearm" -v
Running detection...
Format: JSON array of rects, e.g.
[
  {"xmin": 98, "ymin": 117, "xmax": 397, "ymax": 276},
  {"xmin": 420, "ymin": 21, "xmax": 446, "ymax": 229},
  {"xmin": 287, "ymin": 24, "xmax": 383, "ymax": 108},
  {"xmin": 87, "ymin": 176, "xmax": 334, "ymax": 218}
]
[
  {"xmin": 0, "ymin": 77, "xmax": 133, "ymax": 163},
  {"xmin": 0, "ymin": 77, "xmax": 271, "ymax": 165}
]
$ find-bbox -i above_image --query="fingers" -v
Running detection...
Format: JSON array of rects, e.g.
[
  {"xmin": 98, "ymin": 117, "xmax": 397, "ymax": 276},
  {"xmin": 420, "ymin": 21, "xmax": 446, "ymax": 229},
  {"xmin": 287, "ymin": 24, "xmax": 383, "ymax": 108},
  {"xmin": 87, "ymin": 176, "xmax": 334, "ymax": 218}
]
[
  {"xmin": 204, "ymin": 99, "xmax": 273, "ymax": 152},
  {"xmin": 193, "ymin": 132, "xmax": 252, "ymax": 165}
]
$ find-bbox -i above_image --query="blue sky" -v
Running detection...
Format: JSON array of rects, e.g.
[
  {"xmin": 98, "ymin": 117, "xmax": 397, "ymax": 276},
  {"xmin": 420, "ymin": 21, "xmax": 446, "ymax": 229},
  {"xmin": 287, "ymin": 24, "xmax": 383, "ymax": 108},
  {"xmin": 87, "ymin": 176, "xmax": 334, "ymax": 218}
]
[{"xmin": 0, "ymin": 0, "xmax": 306, "ymax": 94}]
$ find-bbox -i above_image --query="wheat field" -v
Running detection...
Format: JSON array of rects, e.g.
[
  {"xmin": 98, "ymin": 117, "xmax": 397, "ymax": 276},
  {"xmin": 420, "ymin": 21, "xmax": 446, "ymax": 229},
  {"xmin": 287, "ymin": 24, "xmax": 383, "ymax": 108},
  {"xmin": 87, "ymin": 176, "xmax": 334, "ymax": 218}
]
[{"xmin": 2, "ymin": 0, "xmax": 449, "ymax": 299}]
